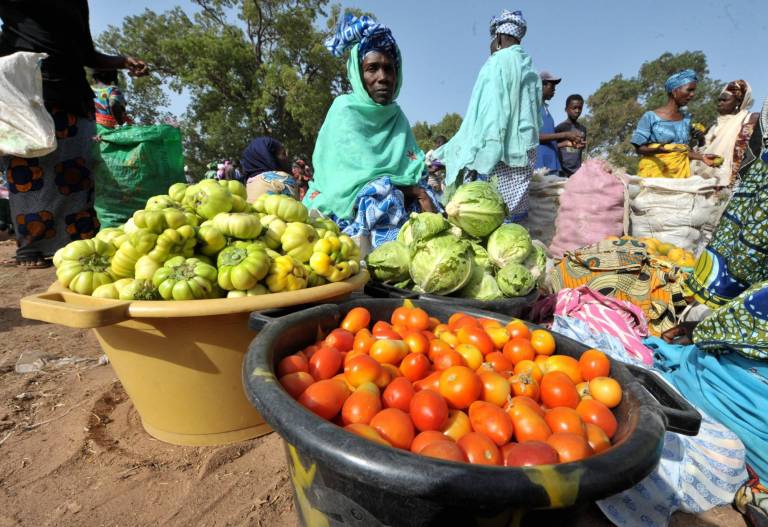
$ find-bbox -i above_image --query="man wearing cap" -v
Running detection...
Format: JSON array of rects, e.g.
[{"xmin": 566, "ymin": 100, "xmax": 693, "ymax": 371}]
[
  {"xmin": 435, "ymin": 10, "xmax": 541, "ymax": 221},
  {"xmin": 535, "ymin": 71, "xmax": 583, "ymax": 175}
]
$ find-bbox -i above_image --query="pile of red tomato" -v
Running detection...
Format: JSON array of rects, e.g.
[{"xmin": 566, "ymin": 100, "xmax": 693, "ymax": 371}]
[{"xmin": 276, "ymin": 304, "xmax": 624, "ymax": 467}]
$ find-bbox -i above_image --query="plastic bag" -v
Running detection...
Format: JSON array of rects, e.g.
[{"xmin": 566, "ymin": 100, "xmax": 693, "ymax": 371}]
[
  {"xmin": 92, "ymin": 124, "xmax": 185, "ymax": 228},
  {"xmin": 0, "ymin": 52, "xmax": 56, "ymax": 158}
]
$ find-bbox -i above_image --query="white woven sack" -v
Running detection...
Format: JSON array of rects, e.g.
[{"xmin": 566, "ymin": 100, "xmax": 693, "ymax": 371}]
[{"xmin": 520, "ymin": 172, "xmax": 567, "ymax": 247}]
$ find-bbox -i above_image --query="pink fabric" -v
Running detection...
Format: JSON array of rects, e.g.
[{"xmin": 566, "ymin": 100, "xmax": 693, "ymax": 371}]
[
  {"xmin": 549, "ymin": 159, "xmax": 626, "ymax": 258},
  {"xmin": 554, "ymin": 286, "xmax": 654, "ymax": 365}
]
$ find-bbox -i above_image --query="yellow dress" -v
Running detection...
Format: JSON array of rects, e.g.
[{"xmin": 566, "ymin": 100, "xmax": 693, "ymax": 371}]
[{"xmin": 638, "ymin": 144, "xmax": 691, "ymax": 178}]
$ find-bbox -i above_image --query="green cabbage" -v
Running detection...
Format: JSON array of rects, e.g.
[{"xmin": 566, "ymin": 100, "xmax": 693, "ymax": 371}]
[
  {"xmin": 366, "ymin": 241, "xmax": 411, "ymax": 283},
  {"xmin": 409, "ymin": 234, "xmax": 474, "ymax": 295},
  {"xmin": 397, "ymin": 217, "xmax": 414, "ymax": 246},
  {"xmin": 445, "ymin": 181, "xmax": 507, "ymax": 238},
  {"xmin": 457, "ymin": 265, "xmax": 503, "ymax": 300},
  {"xmin": 469, "ymin": 241, "xmax": 492, "ymax": 272},
  {"xmin": 496, "ymin": 262, "xmax": 535, "ymax": 297},
  {"xmin": 487, "ymin": 224, "xmax": 533, "ymax": 268},
  {"xmin": 410, "ymin": 212, "xmax": 450, "ymax": 244}
]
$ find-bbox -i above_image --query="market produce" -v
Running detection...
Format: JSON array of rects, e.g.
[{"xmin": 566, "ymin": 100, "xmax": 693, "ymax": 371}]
[
  {"xmin": 278, "ymin": 304, "xmax": 624, "ymax": 466},
  {"xmin": 445, "ymin": 181, "xmax": 506, "ymax": 238},
  {"xmin": 52, "ymin": 180, "xmax": 363, "ymax": 300},
  {"xmin": 487, "ymin": 224, "xmax": 533, "ymax": 268},
  {"xmin": 496, "ymin": 262, "xmax": 535, "ymax": 297},
  {"xmin": 409, "ymin": 234, "xmax": 474, "ymax": 295},
  {"xmin": 608, "ymin": 235, "xmax": 696, "ymax": 268},
  {"xmin": 410, "ymin": 212, "xmax": 451, "ymax": 244},
  {"xmin": 365, "ymin": 241, "xmax": 411, "ymax": 284}
]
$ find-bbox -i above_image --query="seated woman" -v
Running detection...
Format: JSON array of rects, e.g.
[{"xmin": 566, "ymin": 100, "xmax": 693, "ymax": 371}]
[
  {"xmin": 240, "ymin": 137, "xmax": 297, "ymax": 202},
  {"xmin": 435, "ymin": 9, "xmax": 541, "ymax": 222},
  {"xmin": 631, "ymin": 69, "xmax": 719, "ymax": 178},
  {"xmin": 303, "ymin": 15, "xmax": 436, "ymax": 250},
  {"xmin": 692, "ymin": 80, "xmax": 757, "ymax": 187}
]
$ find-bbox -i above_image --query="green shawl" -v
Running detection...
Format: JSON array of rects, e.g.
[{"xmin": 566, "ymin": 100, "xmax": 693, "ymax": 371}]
[
  {"xmin": 304, "ymin": 44, "xmax": 424, "ymax": 220},
  {"xmin": 435, "ymin": 45, "xmax": 542, "ymax": 186}
]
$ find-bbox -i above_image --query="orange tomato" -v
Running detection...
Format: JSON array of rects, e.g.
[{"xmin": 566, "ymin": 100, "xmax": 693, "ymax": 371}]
[
  {"xmin": 546, "ymin": 432, "xmax": 593, "ymax": 462},
  {"xmin": 540, "ymin": 371, "xmax": 581, "ymax": 409},
  {"xmin": 478, "ymin": 371, "xmax": 511, "ymax": 407},
  {"xmin": 505, "ymin": 395, "xmax": 546, "ymax": 419},
  {"xmin": 511, "ymin": 404, "xmax": 552, "ymax": 443},
  {"xmin": 502, "ymin": 440, "xmax": 559, "ymax": 467},
  {"xmin": 382, "ymin": 376, "xmax": 415, "ymax": 412},
  {"xmin": 370, "ymin": 408, "xmax": 415, "ymax": 450},
  {"xmin": 407, "ymin": 308, "xmax": 430, "ymax": 331},
  {"xmin": 439, "ymin": 330, "xmax": 459, "ymax": 348},
  {"xmin": 372, "ymin": 321, "xmax": 400, "ymax": 340},
  {"xmin": 391, "ymin": 324, "xmax": 410, "ymax": 339},
  {"xmin": 403, "ymin": 331, "xmax": 430, "ymax": 355},
  {"xmin": 369, "ymin": 339, "xmax": 408, "ymax": 365},
  {"xmin": 410, "ymin": 389, "xmax": 450, "ymax": 432},
  {"xmin": 530, "ymin": 329, "xmax": 556, "ymax": 356},
  {"xmin": 585, "ymin": 423, "xmax": 612, "ymax": 454},
  {"xmin": 439, "ymin": 366, "xmax": 483, "ymax": 409},
  {"xmin": 399, "ymin": 352, "xmax": 431, "ymax": 382},
  {"xmin": 373, "ymin": 367, "xmax": 392, "ymax": 389},
  {"xmin": 457, "ymin": 432, "xmax": 501, "ymax": 465},
  {"xmin": 455, "ymin": 344, "xmax": 483, "ymax": 370},
  {"xmin": 277, "ymin": 354, "xmax": 309, "ymax": 377},
  {"xmin": 428, "ymin": 339, "xmax": 453, "ymax": 361},
  {"xmin": 544, "ymin": 407, "xmax": 587, "ymax": 438},
  {"xmin": 341, "ymin": 307, "xmax": 371, "ymax": 334},
  {"xmin": 509, "ymin": 374, "xmax": 540, "ymax": 401},
  {"xmin": 433, "ymin": 324, "xmax": 451, "ymax": 338},
  {"xmin": 457, "ymin": 327, "xmax": 495, "ymax": 356},
  {"xmin": 576, "ymin": 381, "xmax": 591, "ymax": 399},
  {"xmin": 298, "ymin": 379, "xmax": 350, "ymax": 420},
  {"xmin": 325, "ymin": 328, "xmax": 354, "ymax": 352},
  {"xmin": 341, "ymin": 388, "xmax": 382, "ymax": 425},
  {"xmin": 588, "ymin": 377, "xmax": 622, "ymax": 408},
  {"xmin": 309, "ymin": 346, "xmax": 343, "ymax": 380},
  {"xmin": 344, "ymin": 423, "xmax": 391, "ymax": 447},
  {"xmin": 441, "ymin": 409, "xmax": 472, "ymax": 441},
  {"xmin": 432, "ymin": 349, "xmax": 466, "ymax": 371},
  {"xmin": 577, "ymin": 399, "xmax": 618, "ymax": 438},
  {"xmin": 390, "ymin": 306, "xmax": 412, "ymax": 327},
  {"xmin": 344, "ymin": 354, "xmax": 382, "ymax": 387},
  {"xmin": 534, "ymin": 354, "xmax": 549, "ymax": 369},
  {"xmin": 514, "ymin": 359, "xmax": 543, "ymax": 384},
  {"xmin": 452, "ymin": 315, "xmax": 480, "ymax": 332},
  {"xmin": 505, "ymin": 319, "xmax": 531, "ymax": 340},
  {"xmin": 468, "ymin": 401, "xmax": 514, "ymax": 446},
  {"xmin": 419, "ymin": 440, "xmax": 467, "ymax": 462},
  {"xmin": 479, "ymin": 318, "xmax": 502, "ymax": 330},
  {"xmin": 411, "ymin": 430, "xmax": 454, "ymax": 454},
  {"xmin": 332, "ymin": 373, "xmax": 355, "ymax": 392},
  {"xmin": 302, "ymin": 344, "xmax": 320, "ymax": 360},
  {"xmin": 353, "ymin": 329, "xmax": 375, "ymax": 355},
  {"xmin": 579, "ymin": 349, "xmax": 611, "ymax": 381},
  {"xmin": 413, "ymin": 371, "xmax": 442, "ymax": 392},
  {"xmin": 428, "ymin": 317, "xmax": 441, "ymax": 331},
  {"xmin": 483, "ymin": 351, "xmax": 515, "ymax": 375},
  {"xmin": 279, "ymin": 371, "xmax": 315, "ymax": 399},
  {"xmin": 447, "ymin": 312, "xmax": 467, "ymax": 328},
  {"xmin": 503, "ymin": 338, "xmax": 536, "ymax": 365},
  {"xmin": 543, "ymin": 355, "xmax": 583, "ymax": 384},
  {"xmin": 382, "ymin": 363, "xmax": 401, "ymax": 379},
  {"xmin": 485, "ymin": 327, "xmax": 510, "ymax": 349}
]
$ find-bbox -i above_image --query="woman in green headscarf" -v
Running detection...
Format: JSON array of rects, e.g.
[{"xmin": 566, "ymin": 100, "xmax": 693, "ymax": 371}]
[{"xmin": 304, "ymin": 15, "xmax": 435, "ymax": 249}]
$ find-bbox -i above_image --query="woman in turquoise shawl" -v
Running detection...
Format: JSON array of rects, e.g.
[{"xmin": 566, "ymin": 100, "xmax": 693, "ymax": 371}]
[{"xmin": 304, "ymin": 15, "xmax": 435, "ymax": 248}]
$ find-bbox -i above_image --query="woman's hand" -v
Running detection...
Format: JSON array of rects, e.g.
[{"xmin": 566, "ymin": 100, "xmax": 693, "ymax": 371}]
[
  {"xmin": 661, "ymin": 322, "xmax": 698, "ymax": 345},
  {"xmin": 124, "ymin": 57, "xmax": 149, "ymax": 77},
  {"xmin": 701, "ymin": 154, "xmax": 721, "ymax": 167},
  {"xmin": 400, "ymin": 186, "xmax": 434, "ymax": 213}
]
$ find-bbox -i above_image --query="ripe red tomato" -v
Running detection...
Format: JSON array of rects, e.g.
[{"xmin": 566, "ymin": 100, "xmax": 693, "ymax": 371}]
[
  {"xmin": 390, "ymin": 307, "xmax": 412, "ymax": 327},
  {"xmin": 451, "ymin": 315, "xmax": 480, "ymax": 332},
  {"xmin": 410, "ymin": 389, "xmax": 450, "ymax": 432},
  {"xmin": 277, "ymin": 354, "xmax": 309, "ymax": 377},
  {"xmin": 411, "ymin": 430, "xmax": 454, "ymax": 454},
  {"xmin": 513, "ymin": 359, "xmax": 543, "ymax": 384},
  {"xmin": 413, "ymin": 371, "xmax": 442, "ymax": 392},
  {"xmin": 341, "ymin": 307, "xmax": 371, "ymax": 334},
  {"xmin": 298, "ymin": 379, "xmax": 350, "ymax": 420},
  {"xmin": 382, "ymin": 376, "xmax": 415, "ymax": 412},
  {"xmin": 309, "ymin": 346, "xmax": 343, "ymax": 380},
  {"xmin": 407, "ymin": 308, "xmax": 430, "ymax": 331},
  {"xmin": 372, "ymin": 321, "xmax": 400, "ymax": 340},
  {"xmin": 577, "ymin": 399, "xmax": 618, "ymax": 438},
  {"xmin": 404, "ymin": 331, "xmax": 430, "ymax": 355},
  {"xmin": 369, "ymin": 339, "xmax": 408, "ymax": 365},
  {"xmin": 353, "ymin": 329, "xmax": 375, "ymax": 355},
  {"xmin": 302, "ymin": 344, "xmax": 320, "ymax": 360},
  {"xmin": 279, "ymin": 371, "xmax": 315, "ymax": 399},
  {"xmin": 325, "ymin": 328, "xmax": 354, "ymax": 352},
  {"xmin": 432, "ymin": 349, "xmax": 465, "ymax": 371},
  {"xmin": 478, "ymin": 371, "xmax": 511, "ymax": 407},
  {"xmin": 370, "ymin": 408, "xmax": 415, "ymax": 450},
  {"xmin": 439, "ymin": 366, "xmax": 483, "ymax": 409},
  {"xmin": 344, "ymin": 354, "xmax": 383, "ymax": 387},
  {"xmin": 505, "ymin": 320, "xmax": 531, "ymax": 340},
  {"xmin": 341, "ymin": 388, "xmax": 382, "ymax": 425},
  {"xmin": 505, "ymin": 395, "xmax": 546, "ymax": 419},
  {"xmin": 457, "ymin": 327, "xmax": 495, "ymax": 356},
  {"xmin": 503, "ymin": 338, "xmax": 536, "ymax": 365},
  {"xmin": 585, "ymin": 423, "xmax": 612, "ymax": 454},
  {"xmin": 530, "ymin": 329, "xmax": 556, "ymax": 356},
  {"xmin": 544, "ymin": 407, "xmax": 587, "ymax": 438},
  {"xmin": 483, "ymin": 351, "xmax": 515, "ymax": 375},
  {"xmin": 344, "ymin": 423, "xmax": 391, "ymax": 446},
  {"xmin": 546, "ymin": 432, "xmax": 593, "ymax": 462},
  {"xmin": 578, "ymin": 349, "xmax": 611, "ymax": 381},
  {"xmin": 509, "ymin": 374, "xmax": 540, "ymax": 401},
  {"xmin": 540, "ymin": 371, "xmax": 581, "ymax": 409},
  {"xmin": 457, "ymin": 432, "xmax": 501, "ymax": 465},
  {"xmin": 428, "ymin": 339, "xmax": 453, "ymax": 361},
  {"xmin": 511, "ymin": 404, "xmax": 552, "ymax": 443},
  {"xmin": 468, "ymin": 401, "xmax": 514, "ymax": 446},
  {"xmin": 399, "ymin": 352, "xmax": 431, "ymax": 382},
  {"xmin": 589, "ymin": 377, "xmax": 622, "ymax": 408},
  {"xmin": 502, "ymin": 440, "xmax": 559, "ymax": 467},
  {"xmin": 419, "ymin": 440, "xmax": 466, "ymax": 462},
  {"xmin": 447, "ymin": 312, "xmax": 469, "ymax": 330}
]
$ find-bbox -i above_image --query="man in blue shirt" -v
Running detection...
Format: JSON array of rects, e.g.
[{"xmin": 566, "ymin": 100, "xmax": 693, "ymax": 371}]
[{"xmin": 535, "ymin": 71, "xmax": 583, "ymax": 174}]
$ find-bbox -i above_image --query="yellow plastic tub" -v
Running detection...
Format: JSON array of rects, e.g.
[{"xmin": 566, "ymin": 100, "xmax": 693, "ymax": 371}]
[{"xmin": 20, "ymin": 272, "xmax": 369, "ymax": 446}]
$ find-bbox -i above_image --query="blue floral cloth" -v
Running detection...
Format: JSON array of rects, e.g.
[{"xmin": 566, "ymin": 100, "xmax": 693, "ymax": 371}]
[
  {"xmin": 325, "ymin": 14, "xmax": 399, "ymax": 68},
  {"xmin": 665, "ymin": 69, "xmax": 698, "ymax": 93},
  {"xmin": 489, "ymin": 9, "xmax": 527, "ymax": 40}
]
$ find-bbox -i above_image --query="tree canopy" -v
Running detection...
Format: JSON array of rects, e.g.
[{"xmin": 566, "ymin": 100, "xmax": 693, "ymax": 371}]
[
  {"xmin": 583, "ymin": 51, "xmax": 723, "ymax": 172},
  {"xmin": 96, "ymin": 0, "xmax": 365, "ymax": 176},
  {"xmin": 412, "ymin": 113, "xmax": 463, "ymax": 152}
]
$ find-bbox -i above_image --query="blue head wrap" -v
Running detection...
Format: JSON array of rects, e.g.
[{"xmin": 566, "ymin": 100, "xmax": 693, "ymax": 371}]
[
  {"xmin": 490, "ymin": 10, "xmax": 527, "ymax": 40},
  {"xmin": 665, "ymin": 69, "xmax": 699, "ymax": 93},
  {"xmin": 326, "ymin": 14, "xmax": 399, "ymax": 68},
  {"xmin": 240, "ymin": 137, "xmax": 283, "ymax": 177}
]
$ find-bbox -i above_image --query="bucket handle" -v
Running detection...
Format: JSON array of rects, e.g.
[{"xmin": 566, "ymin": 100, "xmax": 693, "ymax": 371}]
[
  {"xmin": 248, "ymin": 303, "xmax": 339, "ymax": 332},
  {"xmin": 20, "ymin": 291, "xmax": 131, "ymax": 329},
  {"xmin": 626, "ymin": 364, "xmax": 701, "ymax": 436}
]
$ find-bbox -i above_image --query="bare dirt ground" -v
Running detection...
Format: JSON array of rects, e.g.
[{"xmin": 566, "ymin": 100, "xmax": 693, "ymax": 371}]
[{"xmin": 0, "ymin": 240, "xmax": 747, "ymax": 527}]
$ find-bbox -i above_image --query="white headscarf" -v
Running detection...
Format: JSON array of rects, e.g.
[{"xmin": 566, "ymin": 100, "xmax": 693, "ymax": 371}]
[{"xmin": 693, "ymin": 80, "xmax": 754, "ymax": 185}]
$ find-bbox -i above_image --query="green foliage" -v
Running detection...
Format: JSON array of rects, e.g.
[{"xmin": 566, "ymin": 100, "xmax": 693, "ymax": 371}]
[
  {"xmin": 412, "ymin": 113, "xmax": 463, "ymax": 152},
  {"xmin": 95, "ymin": 1, "xmax": 369, "ymax": 176},
  {"xmin": 583, "ymin": 51, "xmax": 723, "ymax": 172}
]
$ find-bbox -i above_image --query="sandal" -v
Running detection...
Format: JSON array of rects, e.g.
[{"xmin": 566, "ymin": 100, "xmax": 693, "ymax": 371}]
[{"xmin": 15, "ymin": 256, "xmax": 52, "ymax": 269}]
